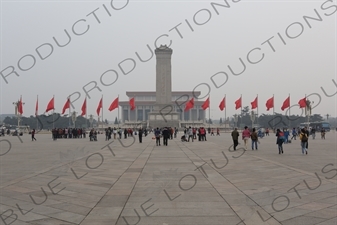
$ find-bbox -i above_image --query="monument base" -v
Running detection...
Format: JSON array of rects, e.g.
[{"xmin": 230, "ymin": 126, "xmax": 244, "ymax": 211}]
[{"xmin": 148, "ymin": 107, "xmax": 180, "ymax": 128}]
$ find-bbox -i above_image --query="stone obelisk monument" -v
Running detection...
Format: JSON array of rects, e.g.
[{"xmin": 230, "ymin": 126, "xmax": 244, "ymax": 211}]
[{"xmin": 148, "ymin": 45, "xmax": 179, "ymax": 128}]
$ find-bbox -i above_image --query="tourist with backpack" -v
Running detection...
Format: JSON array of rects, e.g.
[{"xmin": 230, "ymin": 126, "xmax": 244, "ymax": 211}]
[
  {"xmin": 250, "ymin": 128, "xmax": 258, "ymax": 150},
  {"xmin": 300, "ymin": 128, "xmax": 308, "ymax": 154},
  {"xmin": 276, "ymin": 129, "xmax": 285, "ymax": 154},
  {"xmin": 155, "ymin": 128, "xmax": 161, "ymax": 146}
]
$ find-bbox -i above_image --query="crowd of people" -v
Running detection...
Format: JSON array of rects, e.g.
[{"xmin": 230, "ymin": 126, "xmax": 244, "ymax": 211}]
[
  {"xmin": 7, "ymin": 124, "xmax": 327, "ymax": 154},
  {"xmin": 231, "ymin": 126, "xmax": 327, "ymax": 155},
  {"xmin": 51, "ymin": 128, "xmax": 87, "ymax": 140},
  {"xmin": 180, "ymin": 127, "xmax": 221, "ymax": 142}
]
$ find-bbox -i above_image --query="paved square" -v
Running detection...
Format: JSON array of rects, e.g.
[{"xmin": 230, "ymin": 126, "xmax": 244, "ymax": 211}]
[{"xmin": 0, "ymin": 131, "xmax": 336, "ymax": 225}]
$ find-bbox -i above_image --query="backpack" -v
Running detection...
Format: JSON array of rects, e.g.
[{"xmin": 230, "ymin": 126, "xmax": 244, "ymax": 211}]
[
  {"xmin": 301, "ymin": 133, "xmax": 308, "ymax": 141},
  {"xmin": 279, "ymin": 132, "xmax": 285, "ymax": 140}
]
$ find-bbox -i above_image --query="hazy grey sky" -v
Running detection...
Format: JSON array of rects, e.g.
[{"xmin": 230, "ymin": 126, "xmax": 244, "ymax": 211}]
[{"xmin": 0, "ymin": 0, "xmax": 336, "ymax": 121}]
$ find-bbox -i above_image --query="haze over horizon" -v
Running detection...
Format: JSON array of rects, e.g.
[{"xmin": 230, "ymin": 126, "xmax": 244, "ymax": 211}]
[{"xmin": 1, "ymin": 0, "xmax": 336, "ymax": 121}]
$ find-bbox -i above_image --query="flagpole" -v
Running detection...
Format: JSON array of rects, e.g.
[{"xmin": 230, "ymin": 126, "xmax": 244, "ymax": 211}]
[
  {"xmin": 36, "ymin": 95, "xmax": 38, "ymax": 129},
  {"xmin": 208, "ymin": 96, "xmax": 211, "ymax": 129},
  {"xmin": 51, "ymin": 95, "xmax": 54, "ymax": 129},
  {"xmin": 305, "ymin": 93, "xmax": 309, "ymax": 126},
  {"xmin": 240, "ymin": 94, "xmax": 242, "ymax": 129},
  {"xmin": 102, "ymin": 95, "xmax": 104, "ymax": 131},
  {"xmin": 224, "ymin": 95, "xmax": 226, "ymax": 129},
  {"xmin": 273, "ymin": 94, "xmax": 275, "ymax": 133},
  {"xmin": 256, "ymin": 94, "xmax": 259, "ymax": 126},
  {"xmin": 86, "ymin": 96, "xmax": 88, "ymax": 129},
  {"xmin": 288, "ymin": 93, "xmax": 291, "ymax": 128},
  {"xmin": 69, "ymin": 97, "xmax": 71, "ymax": 128},
  {"xmin": 118, "ymin": 95, "xmax": 120, "ymax": 128}
]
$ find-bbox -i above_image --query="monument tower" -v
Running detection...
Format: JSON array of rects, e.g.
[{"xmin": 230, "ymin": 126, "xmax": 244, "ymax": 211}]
[{"xmin": 148, "ymin": 45, "xmax": 179, "ymax": 128}]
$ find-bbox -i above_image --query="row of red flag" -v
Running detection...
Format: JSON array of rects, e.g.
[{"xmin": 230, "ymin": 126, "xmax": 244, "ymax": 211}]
[
  {"xmin": 187, "ymin": 96, "xmax": 307, "ymax": 112},
  {"xmin": 16, "ymin": 95, "xmax": 307, "ymax": 116},
  {"xmin": 16, "ymin": 96, "xmax": 123, "ymax": 116}
]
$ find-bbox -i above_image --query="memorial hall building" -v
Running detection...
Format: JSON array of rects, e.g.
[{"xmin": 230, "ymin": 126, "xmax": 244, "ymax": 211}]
[{"xmin": 119, "ymin": 91, "xmax": 206, "ymax": 127}]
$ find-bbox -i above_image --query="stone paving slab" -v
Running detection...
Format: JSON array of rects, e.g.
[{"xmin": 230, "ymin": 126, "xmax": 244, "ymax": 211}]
[{"xmin": 0, "ymin": 132, "xmax": 336, "ymax": 224}]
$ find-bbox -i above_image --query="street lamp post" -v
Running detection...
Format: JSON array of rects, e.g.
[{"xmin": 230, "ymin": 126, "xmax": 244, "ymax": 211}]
[
  {"xmin": 89, "ymin": 114, "xmax": 94, "ymax": 128},
  {"xmin": 250, "ymin": 111, "xmax": 256, "ymax": 129},
  {"xmin": 233, "ymin": 114, "xmax": 238, "ymax": 128},
  {"xmin": 71, "ymin": 111, "xmax": 77, "ymax": 128},
  {"xmin": 305, "ymin": 99, "xmax": 313, "ymax": 127}
]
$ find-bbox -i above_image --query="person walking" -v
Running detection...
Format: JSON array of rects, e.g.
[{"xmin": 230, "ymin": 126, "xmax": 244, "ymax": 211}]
[
  {"xmin": 113, "ymin": 127, "xmax": 117, "ymax": 139},
  {"xmin": 162, "ymin": 127, "xmax": 169, "ymax": 146},
  {"xmin": 187, "ymin": 126, "xmax": 193, "ymax": 142},
  {"xmin": 291, "ymin": 128, "xmax": 297, "ymax": 140},
  {"xmin": 242, "ymin": 126, "xmax": 251, "ymax": 150},
  {"xmin": 155, "ymin": 127, "xmax": 161, "ymax": 146},
  {"xmin": 311, "ymin": 127, "xmax": 316, "ymax": 139},
  {"xmin": 300, "ymin": 128, "xmax": 308, "ymax": 154},
  {"xmin": 265, "ymin": 128, "xmax": 269, "ymax": 136},
  {"xmin": 321, "ymin": 128, "xmax": 326, "ymax": 139},
  {"xmin": 276, "ymin": 129, "xmax": 284, "ymax": 154},
  {"xmin": 31, "ymin": 129, "xmax": 37, "ymax": 141},
  {"xmin": 250, "ymin": 128, "xmax": 258, "ymax": 150},
  {"xmin": 231, "ymin": 128, "xmax": 239, "ymax": 150},
  {"xmin": 138, "ymin": 128, "xmax": 143, "ymax": 143},
  {"xmin": 124, "ymin": 128, "xmax": 128, "ymax": 139}
]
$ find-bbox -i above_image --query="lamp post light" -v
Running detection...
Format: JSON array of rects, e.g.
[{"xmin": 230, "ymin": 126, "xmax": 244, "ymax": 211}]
[
  {"xmin": 325, "ymin": 114, "xmax": 330, "ymax": 121},
  {"xmin": 71, "ymin": 111, "xmax": 77, "ymax": 128}
]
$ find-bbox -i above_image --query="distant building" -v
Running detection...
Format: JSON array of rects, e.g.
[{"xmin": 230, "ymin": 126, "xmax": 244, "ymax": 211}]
[{"xmin": 119, "ymin": 91, "xmax": 206, "ymax": 127}]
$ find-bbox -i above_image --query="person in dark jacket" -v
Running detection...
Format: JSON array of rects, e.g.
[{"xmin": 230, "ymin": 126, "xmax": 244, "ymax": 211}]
[
  {"xmin": 276, "ymin": 129, "xmax": 284, "ymax": 154},
  {"xmin": 138, "ymin": 128, "xmax": 143, "ymax": 143},
  {"xmin": 231, "ymin": 128, "xmax": 239, "ymax": 150},
  {"xmin": 162, "ymin": 127, "xmax": 169, "ymax": 146},
  {"xmin": 31, "ymin": 129, "xmax": 37, "ymax": 141},
  {"xmin": 250, "ymin": 128, "xmax": 258, "ymax": 150}
]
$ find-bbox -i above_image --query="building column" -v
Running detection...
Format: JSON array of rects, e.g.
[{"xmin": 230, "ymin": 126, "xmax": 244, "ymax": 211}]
[
  {"xmin": 197, "ymin": 106, "xmax": 199, "ymax": 121},
  {"xmin": 128, "ymin": 107, "xmax": 130, "ymax": 122},
  {"xmin": 143, "ymin": 108, "xmax": 145, "ymax": 121}
]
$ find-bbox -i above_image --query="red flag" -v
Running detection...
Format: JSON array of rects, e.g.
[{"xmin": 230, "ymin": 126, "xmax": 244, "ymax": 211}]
[
  {"xmin": 298, "ymin": 97, "xmax": 306, "ymax": 108},
  {"xmin": 97, "ymin": 98, "xmax": 103, "ymax": 115},
  {"xmin": 18, "ymin": 96, "xmax": 23, "ymax": 115},
  {"xmin": 281, "ymin": 97, "xmax": 290, "ymax": 111},
  {"xmin": 62, "ymin": 98, "xmax": 70, "ymax": 114},
  {"xmin": 108, "ymin": 97, "xmax": 119, "ymax": 112},
  {"xmin": 235, "ymin": 97, "xmax": 241, "ymax": 110},
  {"xmin": 129, "ymin": 97, "xmax": 135, "ymax": 111},
  {"xmin": 202, "ymin": 97, "xmax": 210, "ymax": 110},
  {"xmin": 81, "ymin": 98, "xmax": 86, "ymax": 116},
  {"xmin": 35, "ymin": 97, "xmax": 38, "ymax": 116},
  {"xmin": 251, "ymin": 97, "xmax": 258, "ymax": 109},
  {"xmin": 184, "ymin": 98, "xmax": 194, "ymax": 112},
  {"xmin": 219, "ymin": 97, "xmax": 225, "ymax": 111},
  {"xmin": 266, "ymin": 97, "xmax": 274, "ymax": 111},
  {"xmin": 46, "ymin": 97, "xmax": 54, "ymax": 112}
]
